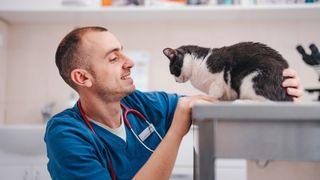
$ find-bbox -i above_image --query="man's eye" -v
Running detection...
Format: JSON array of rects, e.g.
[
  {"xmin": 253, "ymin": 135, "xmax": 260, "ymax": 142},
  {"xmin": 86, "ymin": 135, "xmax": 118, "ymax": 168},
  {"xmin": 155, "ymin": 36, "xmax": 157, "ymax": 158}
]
[{"xmin": 110, "ymin": 57, "xmax": 118, "ymax": 62}]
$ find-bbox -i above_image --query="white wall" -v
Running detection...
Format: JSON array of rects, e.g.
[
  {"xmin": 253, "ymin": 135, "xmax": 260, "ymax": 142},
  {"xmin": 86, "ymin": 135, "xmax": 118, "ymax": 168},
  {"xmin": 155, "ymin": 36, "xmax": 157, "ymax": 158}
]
[
  {"xmin": 0, "ymin": 20, "xmax": 7, "ymax": 124},
  {"xmin": 5, "ymin": 19, "xmax": 320, "ymax": 124},
  {"xmin": 6, "ymin": 24, "xmax": 76, "ymax": 124}
]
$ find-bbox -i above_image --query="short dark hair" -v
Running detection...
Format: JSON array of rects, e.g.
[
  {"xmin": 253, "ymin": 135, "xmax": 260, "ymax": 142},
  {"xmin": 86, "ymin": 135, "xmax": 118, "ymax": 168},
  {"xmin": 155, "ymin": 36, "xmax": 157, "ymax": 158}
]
[{"xmin": 55, "ymin": 26, "xmax": 108, "ymax": 90}]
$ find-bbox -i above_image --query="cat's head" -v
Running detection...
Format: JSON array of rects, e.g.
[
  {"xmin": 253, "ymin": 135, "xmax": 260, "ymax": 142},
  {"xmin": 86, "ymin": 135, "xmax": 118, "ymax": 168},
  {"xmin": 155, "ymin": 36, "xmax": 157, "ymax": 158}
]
[{"xmin": 163, "ymin": 46, "xmax": 193, "ymax": 83}]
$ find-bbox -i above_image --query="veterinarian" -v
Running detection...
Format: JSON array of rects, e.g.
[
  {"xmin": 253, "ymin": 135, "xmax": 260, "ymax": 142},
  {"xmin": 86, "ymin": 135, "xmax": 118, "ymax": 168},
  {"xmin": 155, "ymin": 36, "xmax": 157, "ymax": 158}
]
[{"xmin": 44, "ymin": 26, "xmax": 303, "ymax": 180}]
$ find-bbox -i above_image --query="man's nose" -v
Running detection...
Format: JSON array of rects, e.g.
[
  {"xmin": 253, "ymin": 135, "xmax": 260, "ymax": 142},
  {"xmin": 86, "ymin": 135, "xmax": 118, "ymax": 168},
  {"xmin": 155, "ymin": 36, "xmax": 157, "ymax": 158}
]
[{"xmin": 124, "ymin": 56, "xmax": 134, "ymax": 69}]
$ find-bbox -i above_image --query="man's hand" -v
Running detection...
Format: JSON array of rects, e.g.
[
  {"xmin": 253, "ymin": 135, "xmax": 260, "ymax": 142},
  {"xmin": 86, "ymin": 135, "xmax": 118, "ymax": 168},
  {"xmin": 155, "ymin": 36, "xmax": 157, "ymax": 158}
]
[
  {"xmin": 282, "ymin": 68, "xmax": 303, "ymax": 102},
  {"xmin": 170, "ymin": 95, "xmax": 218, "ymax": 139}
]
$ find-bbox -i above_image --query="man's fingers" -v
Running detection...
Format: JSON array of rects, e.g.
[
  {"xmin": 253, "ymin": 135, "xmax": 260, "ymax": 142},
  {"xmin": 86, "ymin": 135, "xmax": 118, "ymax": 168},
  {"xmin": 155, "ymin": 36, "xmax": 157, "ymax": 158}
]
[
  {"xmin": 282, "ymin": 78, "xmax": 300, "ymax": 88},
  {"xmin": 189, "ymin": 95, "xmax": 218, "ymax": 107},
  {"xmin": 287, "ymin": 87, "xmax": 303, "ymax": 98},
  {"xmin": 190, "ymin": 99, "xmax": 213, "ymax": 107},
  {"xmin": 283, "ymin": 68, "xmax": 298, "ymax": 78}
]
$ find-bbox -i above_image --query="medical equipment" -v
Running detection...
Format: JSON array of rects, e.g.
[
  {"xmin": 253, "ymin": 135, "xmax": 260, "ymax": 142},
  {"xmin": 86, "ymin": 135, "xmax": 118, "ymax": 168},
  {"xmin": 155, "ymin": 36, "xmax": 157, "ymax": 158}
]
[
  {"xmin": 77, "ymin": 100, "xmax": 163, "ymax": 179},
  {"xmin": 296, "ymin": 43, "xmax": 320, "ymax": 101}
]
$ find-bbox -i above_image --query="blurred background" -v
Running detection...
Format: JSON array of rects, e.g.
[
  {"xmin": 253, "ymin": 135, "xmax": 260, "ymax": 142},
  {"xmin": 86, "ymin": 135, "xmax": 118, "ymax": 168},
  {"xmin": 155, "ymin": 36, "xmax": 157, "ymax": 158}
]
[{"xmin": 0, "ymin": 0, "xmax": 319, "ymax": 179}]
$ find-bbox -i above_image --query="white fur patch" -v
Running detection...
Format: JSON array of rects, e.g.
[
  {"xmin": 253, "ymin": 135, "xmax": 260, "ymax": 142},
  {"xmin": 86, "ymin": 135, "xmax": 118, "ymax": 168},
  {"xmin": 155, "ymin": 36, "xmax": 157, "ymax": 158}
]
[
  {"xmin": 185, "ymin": 51, "xmax": 236, "ymax": 100},
  {"xmin": 189, "ymin": 51, "xmax": 216, "ymax": 93},
  {"xmin": 222, "ymin": 70, "xmax": 238, "ymax": 100},
  {"xmin": 175, "ymin": 54, "xmax": 193, "ymax": 83},
  {"xmin": 240, "ymin": 71, "xmax": 267, "ymax": 101},
  {"xmin": 179, "ymin": 50, "xmax": 244, "ymax": 100}
]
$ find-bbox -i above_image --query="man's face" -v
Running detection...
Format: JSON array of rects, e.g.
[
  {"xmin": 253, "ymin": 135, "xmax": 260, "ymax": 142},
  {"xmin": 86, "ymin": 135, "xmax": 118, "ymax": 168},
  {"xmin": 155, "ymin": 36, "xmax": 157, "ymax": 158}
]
[{"xmin": 82, "ymin": 31, "xmax": 135, "ymax": 100}]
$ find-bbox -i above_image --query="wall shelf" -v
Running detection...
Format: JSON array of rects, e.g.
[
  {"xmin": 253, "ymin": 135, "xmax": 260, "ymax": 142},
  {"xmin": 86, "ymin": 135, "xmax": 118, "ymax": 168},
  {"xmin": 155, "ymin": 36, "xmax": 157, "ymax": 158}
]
[{"xmin": 0, "ymin": 4, "xmax": 319, "ymax": 24}]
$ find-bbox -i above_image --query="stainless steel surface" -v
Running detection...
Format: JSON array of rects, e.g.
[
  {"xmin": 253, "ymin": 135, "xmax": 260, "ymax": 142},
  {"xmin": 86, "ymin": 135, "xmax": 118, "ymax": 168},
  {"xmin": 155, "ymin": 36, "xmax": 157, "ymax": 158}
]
[
  {"xmin": 193, "ymin": 102, "xmax": 320, "ymax": 180},
  {"xmin": 193, "ymin": 102, "xmax": 320, "ymax": 120}
]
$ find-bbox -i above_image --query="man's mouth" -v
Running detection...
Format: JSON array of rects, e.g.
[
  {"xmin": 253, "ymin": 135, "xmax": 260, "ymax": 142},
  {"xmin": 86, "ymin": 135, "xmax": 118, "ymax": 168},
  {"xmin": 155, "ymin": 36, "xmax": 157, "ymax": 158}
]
[{"xmin": 121, "ymin": 74, "xmax": 131, "ymax": 80}]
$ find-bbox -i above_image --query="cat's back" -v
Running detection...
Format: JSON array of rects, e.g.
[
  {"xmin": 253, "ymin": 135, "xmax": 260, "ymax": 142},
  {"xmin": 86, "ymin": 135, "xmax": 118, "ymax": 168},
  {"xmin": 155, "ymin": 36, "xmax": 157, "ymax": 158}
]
[{"xmin": 226, "ymin": 42, "xmax": 288, "ymax": 67}]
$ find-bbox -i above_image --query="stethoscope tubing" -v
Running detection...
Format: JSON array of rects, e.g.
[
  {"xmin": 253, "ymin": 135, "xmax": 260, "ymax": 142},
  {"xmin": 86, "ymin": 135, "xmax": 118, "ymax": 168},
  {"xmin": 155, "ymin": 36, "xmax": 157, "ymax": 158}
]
[
  {"xmin": 77, "ymin": 100, "xmax": 116, "ymax": 180},
  {"xmin": 121, "ymin": 103, "xmax": 163, "ymax": 152},
  {"xmin": 77, "ymin": 100, "xmax": 163, "ymax": 179}
]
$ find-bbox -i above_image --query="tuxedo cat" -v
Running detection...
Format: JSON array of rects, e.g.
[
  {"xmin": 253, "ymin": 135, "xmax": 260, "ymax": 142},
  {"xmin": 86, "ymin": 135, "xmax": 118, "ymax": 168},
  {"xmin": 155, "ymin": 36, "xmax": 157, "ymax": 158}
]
[{"xmin": 163, "ymin": 42, "xmax": 293, "ymax": 101}]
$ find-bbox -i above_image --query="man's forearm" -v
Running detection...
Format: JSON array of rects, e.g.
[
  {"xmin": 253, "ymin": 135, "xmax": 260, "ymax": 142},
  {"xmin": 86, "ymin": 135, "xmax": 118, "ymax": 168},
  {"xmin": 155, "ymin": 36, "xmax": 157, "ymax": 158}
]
[{"xmin": 133, "ymin": 130, "xmax": 183, "ymax": 180}]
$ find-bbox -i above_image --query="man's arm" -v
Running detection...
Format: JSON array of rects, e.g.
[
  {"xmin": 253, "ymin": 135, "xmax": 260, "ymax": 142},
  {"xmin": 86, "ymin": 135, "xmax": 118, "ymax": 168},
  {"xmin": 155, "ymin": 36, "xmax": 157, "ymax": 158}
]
[{"xmin": 133, "ymin": 95, "xmax": 217, "ymax": 180}]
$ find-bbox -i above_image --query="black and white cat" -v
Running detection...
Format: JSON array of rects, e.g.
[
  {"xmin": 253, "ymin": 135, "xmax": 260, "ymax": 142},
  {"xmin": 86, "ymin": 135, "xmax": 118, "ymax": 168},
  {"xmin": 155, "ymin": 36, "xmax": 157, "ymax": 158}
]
[{"xmin": 163, "ymin": 42, "xmax": 293, "ymax": 101}]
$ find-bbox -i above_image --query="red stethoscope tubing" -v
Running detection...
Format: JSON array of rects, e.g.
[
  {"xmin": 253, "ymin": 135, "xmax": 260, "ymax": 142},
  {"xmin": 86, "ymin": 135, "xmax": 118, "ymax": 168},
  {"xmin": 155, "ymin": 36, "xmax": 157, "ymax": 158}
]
[
  {"xmin": 121, "ymin": 103, "xmax": 147, "ymax": 129},
  {"xmin": 77, "ymin": 100, "xmax": 163, "ymax": 179},
  {"xmin": 77, "ymin": 100, "xmax": 116, "ymax": 180}
]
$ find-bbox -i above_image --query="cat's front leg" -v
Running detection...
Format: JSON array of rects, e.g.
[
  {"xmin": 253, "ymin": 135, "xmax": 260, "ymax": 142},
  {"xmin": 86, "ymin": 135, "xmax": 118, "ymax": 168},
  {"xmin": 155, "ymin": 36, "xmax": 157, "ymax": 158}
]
[{"xmin": 208, "ymin": 83, "xmax": 226, "ymax": 100}]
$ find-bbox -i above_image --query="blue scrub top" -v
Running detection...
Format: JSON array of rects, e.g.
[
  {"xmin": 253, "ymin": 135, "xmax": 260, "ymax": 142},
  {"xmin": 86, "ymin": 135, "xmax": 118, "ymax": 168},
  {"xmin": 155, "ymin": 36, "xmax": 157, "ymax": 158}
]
[{"xmin": 44, "ymin": 90, "xmax": 179, "ymax": 180}]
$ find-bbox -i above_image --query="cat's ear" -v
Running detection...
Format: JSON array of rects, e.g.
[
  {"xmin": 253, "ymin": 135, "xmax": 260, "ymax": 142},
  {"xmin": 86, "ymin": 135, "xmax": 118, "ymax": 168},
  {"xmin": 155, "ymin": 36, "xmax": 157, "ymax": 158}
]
[{"xmin": 163, "ymin": 48, "xmax": 176, "ymax": 60}]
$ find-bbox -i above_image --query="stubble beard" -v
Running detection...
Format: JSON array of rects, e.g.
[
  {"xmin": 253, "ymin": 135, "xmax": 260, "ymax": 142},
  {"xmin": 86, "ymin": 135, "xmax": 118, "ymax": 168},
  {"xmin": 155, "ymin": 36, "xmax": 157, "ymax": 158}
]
[{"xmin": 95, "ymin": 84, "xmax": 135, "ymax": 102}]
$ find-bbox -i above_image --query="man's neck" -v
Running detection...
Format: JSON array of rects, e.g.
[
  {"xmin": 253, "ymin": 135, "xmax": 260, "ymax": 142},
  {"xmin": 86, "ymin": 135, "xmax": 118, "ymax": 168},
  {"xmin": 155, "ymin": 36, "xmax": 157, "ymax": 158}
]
[{"xmin": 79, "ymin": 94, "xmax": 122, "ymax": 129}]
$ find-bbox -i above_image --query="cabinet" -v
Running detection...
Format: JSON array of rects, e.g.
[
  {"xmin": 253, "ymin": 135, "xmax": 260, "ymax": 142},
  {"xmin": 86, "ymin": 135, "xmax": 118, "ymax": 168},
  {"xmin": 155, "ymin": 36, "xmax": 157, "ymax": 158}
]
[
  {"xmin": 0, "ymin": 125, "xmax": 50, "ymax": 180},
  {"xmin": 0, "ymin": 152, "xmax": 50, "ymax": 180},
  {"xmin": 0, "ymin": 166, "xmax": 32, "ymax": 180},
  {"xmin": 0, "ymin": 165, "xmax": 50, "ymax": 180}
]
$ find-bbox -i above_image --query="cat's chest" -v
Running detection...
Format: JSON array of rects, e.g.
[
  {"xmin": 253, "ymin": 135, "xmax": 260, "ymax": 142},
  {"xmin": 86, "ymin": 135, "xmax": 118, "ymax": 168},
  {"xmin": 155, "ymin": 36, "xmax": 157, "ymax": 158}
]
[{"xmin": 190, "ymin": 63, "xmax": 225, "ymax": 93}]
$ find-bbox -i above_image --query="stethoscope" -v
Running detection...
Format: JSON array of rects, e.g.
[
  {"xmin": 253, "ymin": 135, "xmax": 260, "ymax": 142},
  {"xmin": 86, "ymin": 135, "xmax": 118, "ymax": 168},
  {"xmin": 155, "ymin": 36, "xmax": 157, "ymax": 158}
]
[{"xmin": 77, "ymin": 100, "xmax": 163, "ymax": 179}]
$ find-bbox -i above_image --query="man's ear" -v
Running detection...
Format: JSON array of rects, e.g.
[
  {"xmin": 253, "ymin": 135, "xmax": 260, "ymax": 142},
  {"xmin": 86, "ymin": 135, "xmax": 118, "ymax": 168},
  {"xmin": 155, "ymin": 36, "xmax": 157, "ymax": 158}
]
[{"xmin": 70, "ymin": 69, "xmax": 93, "ymax": 88}]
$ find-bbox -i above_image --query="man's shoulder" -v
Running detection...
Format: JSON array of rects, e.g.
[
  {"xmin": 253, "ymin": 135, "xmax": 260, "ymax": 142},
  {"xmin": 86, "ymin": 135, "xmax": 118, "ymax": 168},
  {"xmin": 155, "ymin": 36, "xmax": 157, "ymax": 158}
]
[
  {"xmin": 48, "ymin": 106, "xmax": 81, "ymax": 126},
  {"xmin": 44, "ymin": 106, "xmax": 86, "ymax": 140}
]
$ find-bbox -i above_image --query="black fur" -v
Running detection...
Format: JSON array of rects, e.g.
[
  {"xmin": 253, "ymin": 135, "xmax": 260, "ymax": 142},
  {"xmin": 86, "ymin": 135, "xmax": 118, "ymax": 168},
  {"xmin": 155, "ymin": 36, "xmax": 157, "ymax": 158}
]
[{"xmin": 163, "ymin": 42, "xmax": 293, "ymax": 101}]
